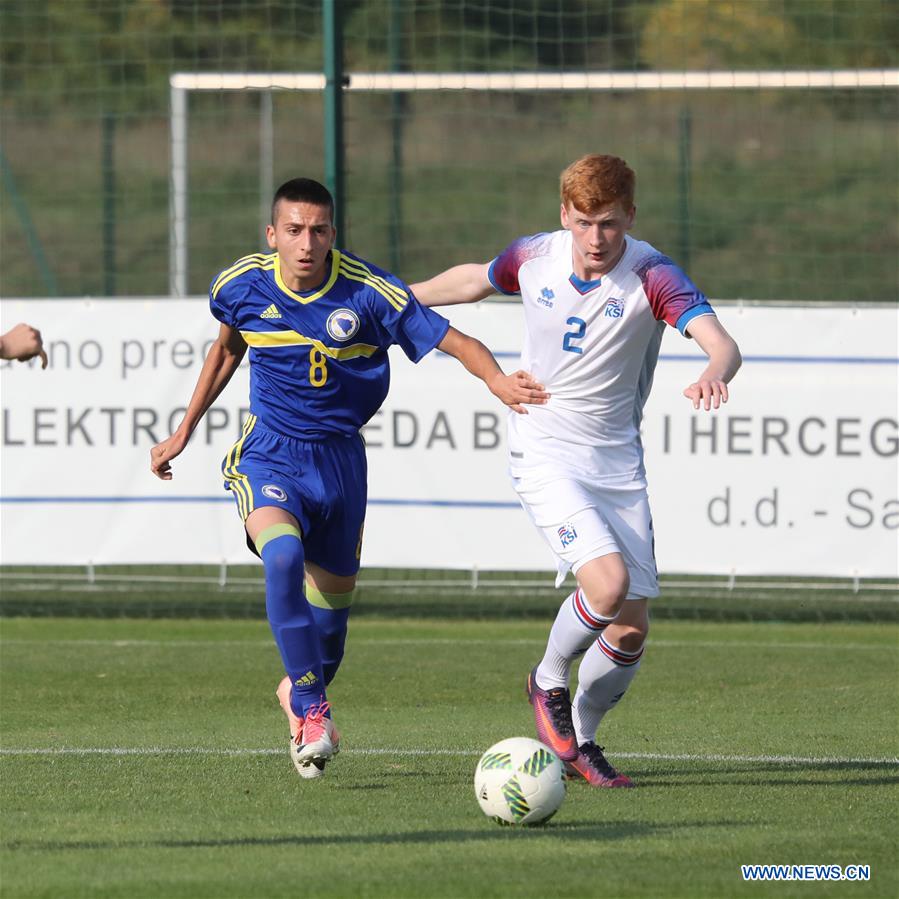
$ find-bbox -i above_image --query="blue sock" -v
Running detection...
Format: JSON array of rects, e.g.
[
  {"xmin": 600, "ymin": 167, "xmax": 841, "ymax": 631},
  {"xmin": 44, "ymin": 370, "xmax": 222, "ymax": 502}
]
[
  {"xmin": 256, "ymin": 524, "xmax": 326, "ymax": 718},
  {"xmin": 306, "ymin": 584, "xmax": 354, "ymax": 685}
]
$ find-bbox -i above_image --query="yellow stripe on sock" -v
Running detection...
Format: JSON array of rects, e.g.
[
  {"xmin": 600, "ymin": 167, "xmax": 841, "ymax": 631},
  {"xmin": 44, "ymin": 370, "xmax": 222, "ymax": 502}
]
[
  {"xmin": 254, "ymin": 523, "xmax": 302, "ymax": 555},
  {"xmin": 305, "ymin": 583, "xmax": 355, "ymax": 610}
]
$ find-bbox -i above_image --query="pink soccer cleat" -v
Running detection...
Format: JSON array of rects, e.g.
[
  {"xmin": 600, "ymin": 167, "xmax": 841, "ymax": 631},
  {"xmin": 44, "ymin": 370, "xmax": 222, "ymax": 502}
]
[
  {"xmin": 565, "ymin": 742, "xmax": 634, "ymax": 788},
  {"xmin": 295, "ymin": 700, "xmax": 341, "ymax": 771},
  {"xmin": 526, "ymin": 666, "xmax": 578, "ymax": 761},
  {"xmin": 276, "ymin": 677, "xmax": 340, "ymax": 779}
]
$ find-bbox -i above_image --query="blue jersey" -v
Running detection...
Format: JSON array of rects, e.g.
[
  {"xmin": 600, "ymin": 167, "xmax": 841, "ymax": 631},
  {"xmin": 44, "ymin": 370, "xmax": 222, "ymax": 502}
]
[{"xmin": 210, "ymin": 249, "xmax": 449, "ymax": 438}]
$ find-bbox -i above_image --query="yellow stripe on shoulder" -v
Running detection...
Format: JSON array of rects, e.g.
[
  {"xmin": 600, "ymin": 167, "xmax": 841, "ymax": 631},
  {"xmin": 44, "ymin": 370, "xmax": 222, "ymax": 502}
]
[
  {"xmin": 338, "ymin": 259, "xmax": 408, "ymax": 312},
  {"xmin": 211, "ymin": 253, "xmax": 270, "ymax": 295},
  {"xmin": 340, "ymin": 266, "xmax": 403, "ymax": 312},
  {"xmin": 339, "ymin": 256, "xmax": 408, "ymax": 305},
  {"xmin": 212, "ymin": 256, "xmax": 276, "ymax": 301},
  {"xmin": 212, "ymin": 260, "xmax": 275, "ymax": 299}
]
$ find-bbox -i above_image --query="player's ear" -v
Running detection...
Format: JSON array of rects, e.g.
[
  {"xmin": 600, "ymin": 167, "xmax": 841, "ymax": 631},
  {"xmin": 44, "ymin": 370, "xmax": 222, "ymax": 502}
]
[
  {"xmin": 560, "ymin": 203, "xmax": 570, "ymax": 229},
  {"xmin": 265, "ymin": 224, "xmax": 277, "ymax": 250}
]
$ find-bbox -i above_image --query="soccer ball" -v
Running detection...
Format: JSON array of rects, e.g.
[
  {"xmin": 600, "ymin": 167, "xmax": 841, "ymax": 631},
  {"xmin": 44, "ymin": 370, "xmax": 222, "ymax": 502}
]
[{"xmin": 474, "ymin": 737, "xmax": 566, "ymax": 826}]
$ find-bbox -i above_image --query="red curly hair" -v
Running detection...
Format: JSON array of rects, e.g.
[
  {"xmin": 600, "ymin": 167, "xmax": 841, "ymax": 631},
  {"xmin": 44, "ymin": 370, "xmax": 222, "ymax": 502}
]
[{"xmin": 560, "ymin": 154, "xmax": 635, "ymax": 213}]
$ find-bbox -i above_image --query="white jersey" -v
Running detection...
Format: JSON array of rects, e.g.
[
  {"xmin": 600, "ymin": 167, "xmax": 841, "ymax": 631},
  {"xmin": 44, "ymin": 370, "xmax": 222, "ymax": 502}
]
[{"xmin": 488, "ymin": 230, "xmax": 714, "ymax": 483}]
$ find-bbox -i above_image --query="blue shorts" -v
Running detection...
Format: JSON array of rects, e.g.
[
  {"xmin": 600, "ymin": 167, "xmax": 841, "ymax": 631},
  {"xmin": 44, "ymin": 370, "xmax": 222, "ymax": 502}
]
[{"xmin": 221, "ymin": 414, "xmax": 367, "ymax": 576}]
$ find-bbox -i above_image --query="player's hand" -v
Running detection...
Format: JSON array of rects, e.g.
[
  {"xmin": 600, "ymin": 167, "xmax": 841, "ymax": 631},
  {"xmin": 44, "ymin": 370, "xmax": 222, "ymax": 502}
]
[
  {"xmin": 150, "ymin": 432, "xmax": 188, "ymax": 480},
  {"xmin": 489, "ymin": 370, "xmax": 549, "ymax": 415},
  {"xmin": 683, "ymin": 378, "xmax": 728, "ymax": 411},
  {"xmin": 0, "ymin": 322, "xmax": 48, "ymax": 368}
]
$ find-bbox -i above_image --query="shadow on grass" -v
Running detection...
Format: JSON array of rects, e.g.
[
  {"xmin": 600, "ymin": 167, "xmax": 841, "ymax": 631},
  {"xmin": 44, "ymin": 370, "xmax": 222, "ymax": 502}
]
[
  {"xmin": 1, "ymin": 819, "xmax": 711, "ymax": 852},
  {"xmin": 622, "ymin": 761, "xmax": 899, "ymax": 789}
]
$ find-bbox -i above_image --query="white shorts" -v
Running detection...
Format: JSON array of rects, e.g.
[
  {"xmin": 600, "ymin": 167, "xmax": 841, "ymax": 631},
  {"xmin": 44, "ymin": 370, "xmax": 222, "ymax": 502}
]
[{"xmin": 512, "ymin": 471, "xmax": 659, "ymax": 599}]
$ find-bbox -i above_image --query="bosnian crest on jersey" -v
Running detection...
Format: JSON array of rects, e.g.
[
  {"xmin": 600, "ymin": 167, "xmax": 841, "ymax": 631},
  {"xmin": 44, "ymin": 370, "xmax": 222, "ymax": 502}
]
[
  {"xmin": 604, "ymin": 298, "xmax": 625, "ymax": 319},
  {"xmin": 261, "ymin": 484, "xmax": 288, "ymax": 502},
  {"xmin": 326, "ymin": 308, "xmax": 360, "ymax": 342}
]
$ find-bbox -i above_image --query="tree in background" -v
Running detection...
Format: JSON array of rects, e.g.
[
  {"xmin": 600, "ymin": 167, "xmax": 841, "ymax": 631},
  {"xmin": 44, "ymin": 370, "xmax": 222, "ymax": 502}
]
[
  {"xmin": 640, "ymin": 0, "xmax": 898, "ymax": 70},
  {"xmin": 640, "ymin": 0, "xmax": 801, "ymax": 69}
]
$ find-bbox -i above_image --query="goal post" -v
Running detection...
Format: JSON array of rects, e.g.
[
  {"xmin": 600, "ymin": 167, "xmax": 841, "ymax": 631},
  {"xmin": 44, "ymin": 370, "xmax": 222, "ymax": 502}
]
[{"xmin": 169, "ymin": 67, "xmax": 899, "ymax": 298}]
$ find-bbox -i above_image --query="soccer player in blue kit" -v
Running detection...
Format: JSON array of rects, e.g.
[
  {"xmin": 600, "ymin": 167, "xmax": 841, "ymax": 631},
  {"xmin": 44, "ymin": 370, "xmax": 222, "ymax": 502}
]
[{"xmin": 150, "ymin": 178, "xmax": 547, "ymax": 779}]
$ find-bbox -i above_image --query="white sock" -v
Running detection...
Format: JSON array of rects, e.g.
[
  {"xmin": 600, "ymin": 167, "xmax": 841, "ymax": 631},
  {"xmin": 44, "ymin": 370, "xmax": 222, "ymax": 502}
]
[
  {"xmin": 535, "ymin": 589, "xmax": 618, "ymax": 690},
  {"xmin": 571, "ymin": 632, "xmax": 645, "ymax": 746}
]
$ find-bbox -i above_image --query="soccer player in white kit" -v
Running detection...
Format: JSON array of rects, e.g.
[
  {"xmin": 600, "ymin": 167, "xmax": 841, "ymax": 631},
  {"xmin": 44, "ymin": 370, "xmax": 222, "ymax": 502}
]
[{"xmin": 412, "ymin": 155, "xmax": 741, "ymax": 786}]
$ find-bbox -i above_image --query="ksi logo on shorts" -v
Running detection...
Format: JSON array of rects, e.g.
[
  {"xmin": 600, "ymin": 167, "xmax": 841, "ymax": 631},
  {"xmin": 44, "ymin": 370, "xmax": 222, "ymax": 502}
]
[{"xmin": 558, "ymin": 523, "xmax": 578, "ymax": 547}]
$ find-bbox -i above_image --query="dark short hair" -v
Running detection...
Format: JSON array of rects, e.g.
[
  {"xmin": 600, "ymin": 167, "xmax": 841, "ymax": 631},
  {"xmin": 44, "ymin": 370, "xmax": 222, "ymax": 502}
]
[{"xmin": 271, "ymin": 178, "xmax": 334, "ymax": 224}]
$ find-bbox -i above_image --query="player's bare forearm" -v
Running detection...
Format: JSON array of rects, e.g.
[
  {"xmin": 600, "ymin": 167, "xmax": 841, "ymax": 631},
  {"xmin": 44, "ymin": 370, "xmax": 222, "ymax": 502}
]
[
  {"xmin": 150, "ymin": 324, "xmax": 247, "ymax": 479},
  {"xmin": 683, "ymin": 316, "xmax": 742, "ymax": 410},
  {"xmin": 1, "ymin": 322, "xmax": 48, "ymax": 368},
  {"xmin": 437, "ymin": 326, "xmax": 548, "ymax": 414},
  {"xmin": 411, "ymin": 263, "xmax": 494, "ymax": 307},
  {"xmin": 178, "ymin": 331, "xmax": 247, "ymax": 436}
]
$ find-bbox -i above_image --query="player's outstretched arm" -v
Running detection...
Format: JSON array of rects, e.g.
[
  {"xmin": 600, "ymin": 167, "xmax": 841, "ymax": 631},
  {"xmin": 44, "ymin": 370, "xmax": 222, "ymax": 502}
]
[
  {"xmin": 150, "ymin": 323, "xmax": 248, "ymax": 480},
  {"xmin": 411, "ymin": 263, "xmax": 494, "ymax": 308},
  {"xmin": 0, "ymin": 322, "xmax": 48, "ymax": 368},
  {"xmin": 437, "ymin": 325, "xmax": 548, "ymax": 414},
  {"xmin": 682, "ymin": 316, "xmax": 742, "ymax": 411}
]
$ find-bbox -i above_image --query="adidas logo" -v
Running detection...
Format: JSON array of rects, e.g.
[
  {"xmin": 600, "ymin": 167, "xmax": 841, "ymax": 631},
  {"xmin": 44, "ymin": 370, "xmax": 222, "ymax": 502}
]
[
  {"xmin": 294, "ymin": 671, "xmax": 318, "ymax": 688},
  {"xmin": 260, "ymin": 303, "xmax": 282, "ymax": 319}
]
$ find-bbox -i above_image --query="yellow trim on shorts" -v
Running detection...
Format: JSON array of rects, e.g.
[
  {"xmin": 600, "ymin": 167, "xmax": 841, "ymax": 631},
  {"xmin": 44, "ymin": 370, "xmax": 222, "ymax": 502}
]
[{"xmin": 222, "ymin": 414, "xmax": 257, "ymax": 520}]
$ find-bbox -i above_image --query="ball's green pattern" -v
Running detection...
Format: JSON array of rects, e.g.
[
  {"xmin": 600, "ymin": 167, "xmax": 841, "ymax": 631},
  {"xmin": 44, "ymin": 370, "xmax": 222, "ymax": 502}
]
[
  {"xmin": 519, "ymin": 747, "xmax": 555, "ymax": 777},
  {"xmin": 479, "ymin": 751, "xmax": 513, "ymax": 770},
  {"xmin": 500, "ymin": 775, "xmax": 530, "ymax": 822}
]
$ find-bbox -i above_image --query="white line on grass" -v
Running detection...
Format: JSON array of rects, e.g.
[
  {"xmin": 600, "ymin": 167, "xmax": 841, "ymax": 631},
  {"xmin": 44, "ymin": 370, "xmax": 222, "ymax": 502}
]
[
  {"xmin": 0, "ymin": 638, "xmax": 895, "ymax": 651},
  {"xmin": 0, "ymin": 637, "xmax": 899, "ymax": 653},
  {"xmin": 1, "ymin": 747, "xmax": 896, "ymax": 766}
]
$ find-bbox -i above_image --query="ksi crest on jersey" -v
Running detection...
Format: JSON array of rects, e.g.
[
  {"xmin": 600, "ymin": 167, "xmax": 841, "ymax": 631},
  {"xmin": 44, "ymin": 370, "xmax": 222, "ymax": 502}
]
[{"xmin": 604, "ymin": 298, "xmax": 625, "ymax": 319}]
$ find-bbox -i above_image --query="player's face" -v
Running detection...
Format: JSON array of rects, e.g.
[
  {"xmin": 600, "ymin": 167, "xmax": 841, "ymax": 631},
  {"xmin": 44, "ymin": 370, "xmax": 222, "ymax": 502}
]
[
  {"xmin": 267, "ymin": 201, "xmax": 336, "ymax": 291},
  {"xmin": 561, "ymin": 201, "xmax": 635, "ymax": 280}
]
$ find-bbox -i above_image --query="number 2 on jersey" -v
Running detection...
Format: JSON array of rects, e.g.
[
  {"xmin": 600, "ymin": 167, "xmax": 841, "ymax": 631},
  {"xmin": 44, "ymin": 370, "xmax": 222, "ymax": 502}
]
[
  {"xmin": 562, "ymin": 317, "xmax": 586, "ymax": 355},
  {"xmin": 309, "ymin": 349, "xmax": 328, "ymax": 387}
]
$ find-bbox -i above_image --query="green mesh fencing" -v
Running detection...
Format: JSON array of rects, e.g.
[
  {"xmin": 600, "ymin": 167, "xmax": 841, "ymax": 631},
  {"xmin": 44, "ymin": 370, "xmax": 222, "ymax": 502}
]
[{"xmin": 1, "ymin": 0, "xmax": 897, "ymax": 300}]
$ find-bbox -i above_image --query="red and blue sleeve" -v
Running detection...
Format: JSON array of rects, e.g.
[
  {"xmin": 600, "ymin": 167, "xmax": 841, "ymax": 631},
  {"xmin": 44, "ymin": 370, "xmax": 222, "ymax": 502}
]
[
  {"xmin": 487, "ymin": 233, "xmax": 553, "ymax": 295},
  {"xmin": 637, "ymin": 254, "xmax": 715, "ymax": 336}
]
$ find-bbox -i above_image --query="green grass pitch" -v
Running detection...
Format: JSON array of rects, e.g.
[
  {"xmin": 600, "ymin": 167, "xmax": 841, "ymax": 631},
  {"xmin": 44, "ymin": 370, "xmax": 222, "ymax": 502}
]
[{"xmin": 1, "ymin": 616, "xmax": 897, "ymax": 898}]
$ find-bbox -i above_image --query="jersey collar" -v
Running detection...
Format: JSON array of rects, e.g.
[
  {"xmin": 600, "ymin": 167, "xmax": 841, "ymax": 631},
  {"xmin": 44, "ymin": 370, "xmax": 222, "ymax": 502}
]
[
  {"xmin": 274, "ymin": 250, "xmax": 341, "ymax": 304},
  {"xmin": 569, "ymin": 272, "xmax": 603, "ymax": 295},
  {"xmin": 568, "ymin": 235, "xmax": 632, "ymax": 294}
]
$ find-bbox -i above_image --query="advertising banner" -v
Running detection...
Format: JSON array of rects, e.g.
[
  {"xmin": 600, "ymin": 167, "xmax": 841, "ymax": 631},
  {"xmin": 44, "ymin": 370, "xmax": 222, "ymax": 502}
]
[{"xmin": 1, "ymin": 299, "xmax": 896, "ymax": 578}]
